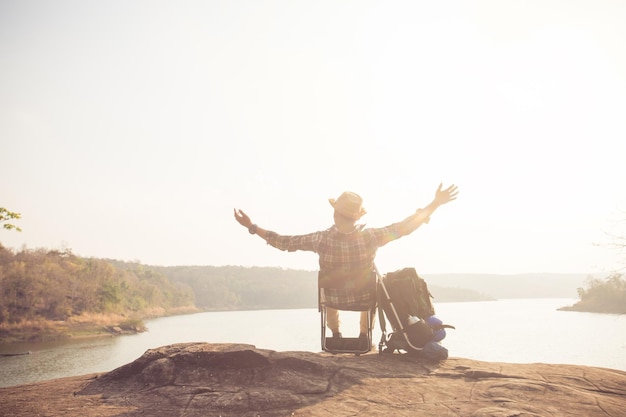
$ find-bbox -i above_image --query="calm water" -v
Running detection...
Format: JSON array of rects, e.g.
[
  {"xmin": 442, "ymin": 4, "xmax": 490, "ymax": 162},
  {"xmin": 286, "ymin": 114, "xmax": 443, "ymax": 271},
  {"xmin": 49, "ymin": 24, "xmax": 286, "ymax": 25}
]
[{"xmin": 1, "ymin": 298, "xmax": 625, "ymax": 388}]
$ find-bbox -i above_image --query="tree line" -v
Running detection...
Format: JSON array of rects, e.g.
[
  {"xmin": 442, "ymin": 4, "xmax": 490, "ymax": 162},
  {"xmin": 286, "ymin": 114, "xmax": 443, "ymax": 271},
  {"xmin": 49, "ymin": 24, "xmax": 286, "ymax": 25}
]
[
  {"xmin": 2, "ymin": 242, "xmax": 623, "ymax": 328},
  {"xmin": 0, "ymin": 244, "xmax": 321, "ymax": 326},
  {"xmin": 0, "ymin": 245, "xmax": 194, "ymax": 324},
  {"xmin": 560, "ymin": 274, "xmax": 626, "ymax": 314},
  {"xmin": 152, "ymin": 265, "xmax": 319, "ymax": 310}
]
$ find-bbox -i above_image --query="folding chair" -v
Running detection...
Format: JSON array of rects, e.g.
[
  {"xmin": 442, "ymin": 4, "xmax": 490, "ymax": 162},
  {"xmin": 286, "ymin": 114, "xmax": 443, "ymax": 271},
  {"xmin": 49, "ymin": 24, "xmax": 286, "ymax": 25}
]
[{"xmin": 318, "ymin": 268, "xmax": 378, "ymax": 355}]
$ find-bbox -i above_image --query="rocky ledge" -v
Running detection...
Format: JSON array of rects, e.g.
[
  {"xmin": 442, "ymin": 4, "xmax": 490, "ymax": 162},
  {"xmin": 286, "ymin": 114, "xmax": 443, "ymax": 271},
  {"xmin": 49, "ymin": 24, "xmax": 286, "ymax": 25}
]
[{"xmin": 1, "ymin": 342, "xmax": 624, "ymax": 416}]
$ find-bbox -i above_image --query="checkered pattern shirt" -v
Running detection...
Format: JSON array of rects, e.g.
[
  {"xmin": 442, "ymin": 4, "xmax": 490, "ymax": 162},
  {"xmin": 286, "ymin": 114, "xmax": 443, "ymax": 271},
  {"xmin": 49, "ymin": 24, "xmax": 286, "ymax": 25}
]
[{"xmin": 265, "ymin": 223, "xmax": 406, "ymax": 310}]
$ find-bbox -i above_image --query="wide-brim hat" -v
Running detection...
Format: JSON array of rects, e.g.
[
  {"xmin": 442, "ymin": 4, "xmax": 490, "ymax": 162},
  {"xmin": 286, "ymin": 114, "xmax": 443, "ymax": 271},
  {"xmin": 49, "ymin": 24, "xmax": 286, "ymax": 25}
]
[{"xmin": 329, "ymin": 191, "xmax": 366, "ymax": 220}]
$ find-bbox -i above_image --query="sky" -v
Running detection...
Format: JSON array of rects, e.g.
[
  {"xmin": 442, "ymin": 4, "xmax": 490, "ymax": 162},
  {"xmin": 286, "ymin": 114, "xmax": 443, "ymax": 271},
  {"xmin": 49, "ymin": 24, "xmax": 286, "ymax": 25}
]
[{"xmin": 1, "ymin": 1, "xmax": 625, "ymax": 275}]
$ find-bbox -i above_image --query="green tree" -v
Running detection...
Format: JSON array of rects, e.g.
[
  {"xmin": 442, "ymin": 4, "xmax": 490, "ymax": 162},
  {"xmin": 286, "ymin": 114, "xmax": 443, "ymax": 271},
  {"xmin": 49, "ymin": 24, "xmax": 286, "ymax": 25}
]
[
  {"xmin": 0, "ymin": 207, "xmax": 22, "ymax": 232},
  {"xmin": 571, "ymin": 274, "xmax": 626, "ymax": 314},
  {"xmin": 0, "ymin": 248, "xmax": 195, "ymax": 325}
]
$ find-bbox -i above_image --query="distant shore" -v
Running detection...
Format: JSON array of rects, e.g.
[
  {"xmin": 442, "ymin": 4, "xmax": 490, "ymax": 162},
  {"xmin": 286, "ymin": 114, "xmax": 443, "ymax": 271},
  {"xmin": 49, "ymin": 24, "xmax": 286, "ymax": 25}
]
[
  {"xmin": 558, "ymin": 302, "xmax": 626, "ymax": 314},
  {"xmin": 0, "ymin": 306, "xmax": 198, "ymax": 345},
  {"xmin": 5, "ymin": 299, "xmax": 621, "ymax": 346}
]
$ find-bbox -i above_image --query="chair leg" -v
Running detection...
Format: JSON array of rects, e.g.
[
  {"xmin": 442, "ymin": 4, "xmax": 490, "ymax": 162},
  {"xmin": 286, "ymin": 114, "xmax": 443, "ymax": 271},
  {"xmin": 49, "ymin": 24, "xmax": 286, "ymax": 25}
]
[
  {"xmin": 320, "ymin": 306, "xmax": 327, "ymax": 351},
  {"xmin": 360, "ymin": 310, "xmax": 373, "ymax": 352}
]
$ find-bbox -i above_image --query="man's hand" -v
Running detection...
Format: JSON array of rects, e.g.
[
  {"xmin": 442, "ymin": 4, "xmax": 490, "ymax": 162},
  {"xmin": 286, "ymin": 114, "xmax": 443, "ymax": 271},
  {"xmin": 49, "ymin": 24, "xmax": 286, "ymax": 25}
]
[
  {"xmin": 233, "ymin": 209, "xmax": 252, "ymax": 228},
  {"xmin": 434, "ymin": 183, "xmax": 459, "ymax": 206}
]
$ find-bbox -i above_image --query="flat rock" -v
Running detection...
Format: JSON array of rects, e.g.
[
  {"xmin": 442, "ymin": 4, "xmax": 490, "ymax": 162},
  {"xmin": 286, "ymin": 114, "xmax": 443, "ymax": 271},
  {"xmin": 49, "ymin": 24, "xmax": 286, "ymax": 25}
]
[{"xmin": 1, "ymin": 342, "xmax": 624, "ymax": 416}]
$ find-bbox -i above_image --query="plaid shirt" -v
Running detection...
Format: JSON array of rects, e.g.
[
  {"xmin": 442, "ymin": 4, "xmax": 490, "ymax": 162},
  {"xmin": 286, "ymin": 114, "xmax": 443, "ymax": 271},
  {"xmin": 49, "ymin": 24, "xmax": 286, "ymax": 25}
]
[{"xmin": 265, "ymin": 222, "xmax": 406, "ymax": 310}]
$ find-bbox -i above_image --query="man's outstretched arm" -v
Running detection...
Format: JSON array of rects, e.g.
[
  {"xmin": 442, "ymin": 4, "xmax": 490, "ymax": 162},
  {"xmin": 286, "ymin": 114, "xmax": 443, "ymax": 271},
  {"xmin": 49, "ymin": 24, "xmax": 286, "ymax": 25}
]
[
  {"xmin": 234, "ymin": 208, "xmax": 268, "ymax": 239},
  {"xmin": 397, "ymin": 183, "xmax": 459, "ymax": 235}
]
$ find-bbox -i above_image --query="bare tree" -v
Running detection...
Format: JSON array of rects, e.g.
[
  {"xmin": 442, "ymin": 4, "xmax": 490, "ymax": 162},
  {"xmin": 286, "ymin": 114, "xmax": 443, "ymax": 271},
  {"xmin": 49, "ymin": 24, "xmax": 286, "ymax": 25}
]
[{"xmin": 607, "ymin": 210, "xmax": 626, "ymax": 271}]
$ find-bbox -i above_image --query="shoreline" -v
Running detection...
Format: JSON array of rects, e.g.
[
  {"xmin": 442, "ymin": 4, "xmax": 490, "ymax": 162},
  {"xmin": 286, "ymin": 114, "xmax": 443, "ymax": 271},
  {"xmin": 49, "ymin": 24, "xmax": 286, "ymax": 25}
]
[
  {"xmin": 0, "ymin": 323, "xmax": 142, "ymax": 346},
  {"xmin": 0, "ymin": 306, "xmax": 199, "ymax": 345},
  {"xmin": 3, "ymin": 301, "xmax": 620, "ymax": 346}
]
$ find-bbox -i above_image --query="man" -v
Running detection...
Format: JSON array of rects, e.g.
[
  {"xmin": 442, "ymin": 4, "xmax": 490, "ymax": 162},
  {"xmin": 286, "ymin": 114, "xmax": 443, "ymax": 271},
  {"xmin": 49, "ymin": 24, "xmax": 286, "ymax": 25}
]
[{"xmin": 234, "ymin": 183, "xmax": 459, "ymax": 341}]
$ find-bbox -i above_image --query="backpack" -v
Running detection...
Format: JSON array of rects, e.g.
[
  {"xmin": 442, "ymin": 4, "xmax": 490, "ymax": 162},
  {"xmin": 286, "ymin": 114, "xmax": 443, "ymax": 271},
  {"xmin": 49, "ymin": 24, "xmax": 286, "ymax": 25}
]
[
  {"xmin": 382, "ymin": 267, "xmax": 435, "ymax": 327},
  {"xmin": 378, "ymin": 267, "xmax": 454, "ymax": 355}
]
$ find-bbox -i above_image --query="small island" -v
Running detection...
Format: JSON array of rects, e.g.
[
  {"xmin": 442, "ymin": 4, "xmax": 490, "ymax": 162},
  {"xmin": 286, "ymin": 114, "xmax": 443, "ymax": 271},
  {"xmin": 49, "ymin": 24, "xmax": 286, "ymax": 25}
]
[{"xmin": 558, "ymin": 274, "xmax": 626, "ymax": 314}]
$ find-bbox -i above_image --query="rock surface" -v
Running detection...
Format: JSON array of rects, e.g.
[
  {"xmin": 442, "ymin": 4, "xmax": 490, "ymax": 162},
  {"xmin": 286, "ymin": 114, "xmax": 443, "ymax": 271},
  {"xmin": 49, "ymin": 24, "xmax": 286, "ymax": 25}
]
[{"xmin": 1, "ymin": 342, "xmax": 625, "ymax": 416}]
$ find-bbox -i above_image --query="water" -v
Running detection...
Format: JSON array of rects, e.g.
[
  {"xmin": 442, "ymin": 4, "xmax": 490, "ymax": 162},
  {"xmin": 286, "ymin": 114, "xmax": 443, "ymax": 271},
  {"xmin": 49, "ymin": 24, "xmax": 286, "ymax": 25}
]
[{"xmin": 1, "ymin": 298, "xmax": 625, "ymax": 388}]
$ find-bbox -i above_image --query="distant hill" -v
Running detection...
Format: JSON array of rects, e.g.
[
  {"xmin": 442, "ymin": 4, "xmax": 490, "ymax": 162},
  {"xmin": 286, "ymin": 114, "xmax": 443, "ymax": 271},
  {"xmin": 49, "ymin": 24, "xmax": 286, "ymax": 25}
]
[
  {"xmin": 155, "ymin": 267, "xmax": 586, "ymax": 311},
  {"xmin": 422, "ymin": 273, "xmax": 591, "ymax": 300},
  {"xmin": 428, "ymin": 285, "xmax": 494, "ymax": 302},
  {"xmin": 154, "ymin": 266, "xmax": 320, "ymax": 310}
]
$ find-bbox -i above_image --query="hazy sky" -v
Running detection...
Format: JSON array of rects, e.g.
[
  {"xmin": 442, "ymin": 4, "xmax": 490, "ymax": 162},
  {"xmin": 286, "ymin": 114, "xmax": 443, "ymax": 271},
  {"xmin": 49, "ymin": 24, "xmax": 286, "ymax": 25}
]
[{"xmin": 2, "ymin": 1, "xmax": 625, "ymax": 275}]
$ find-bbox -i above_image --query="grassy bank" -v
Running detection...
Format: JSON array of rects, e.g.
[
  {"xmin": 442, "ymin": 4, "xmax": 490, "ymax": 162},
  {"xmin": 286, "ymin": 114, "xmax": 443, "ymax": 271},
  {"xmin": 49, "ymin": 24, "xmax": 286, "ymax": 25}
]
[{"xmin": 0, "ymin": 306, "xmax": 199, "ymax": 344}]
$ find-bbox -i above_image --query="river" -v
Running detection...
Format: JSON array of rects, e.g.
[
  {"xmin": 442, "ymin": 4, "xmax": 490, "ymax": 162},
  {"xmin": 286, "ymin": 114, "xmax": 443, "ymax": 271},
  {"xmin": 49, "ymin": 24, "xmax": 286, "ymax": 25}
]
[{"xmin": 1, "ymin": 298, "xmax": 625, "ymax": 388}]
